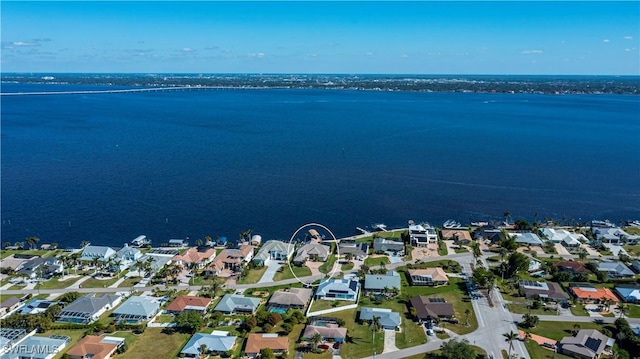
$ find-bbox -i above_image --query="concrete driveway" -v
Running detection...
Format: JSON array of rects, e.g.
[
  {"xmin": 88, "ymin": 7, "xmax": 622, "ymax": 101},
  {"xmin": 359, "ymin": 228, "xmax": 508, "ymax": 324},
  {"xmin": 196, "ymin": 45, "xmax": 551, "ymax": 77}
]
[
  {"xmin": 382, "ymin": 329, "xmax": 399, "ymax": 353},
  {"xmin": 258, "ymin": 260, "xmax": 283, "ymax": 284},
  {"xmin": 554, "ymin": 243, "xmax": 571, "ymax": 256}
]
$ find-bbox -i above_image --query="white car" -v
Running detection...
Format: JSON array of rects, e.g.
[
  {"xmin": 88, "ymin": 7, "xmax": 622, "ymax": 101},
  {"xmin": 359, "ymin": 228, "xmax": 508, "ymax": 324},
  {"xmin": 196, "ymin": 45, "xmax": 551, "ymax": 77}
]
[{"xmin": 426, "ymin": 329, "xmax": 435, "ymax": 336}]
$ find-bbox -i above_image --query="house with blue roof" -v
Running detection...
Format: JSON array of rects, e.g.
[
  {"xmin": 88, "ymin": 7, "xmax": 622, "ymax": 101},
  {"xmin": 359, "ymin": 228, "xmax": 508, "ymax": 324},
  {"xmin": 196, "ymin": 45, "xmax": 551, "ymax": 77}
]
[
  {"xmin": 359, "ymin": 307, "xmax": 401, "ymax": 330},
  {"xmin": 214, "ymin": 294, "xmax": 261, "ymax": 314},
  {"xmin": 597, "ymin": 262, "xmax": 635, "ymax": 278},
  {"xmin": 180, "ymin": 333, "xmax": 237, "ymax": 358},
  {"xmin": 314, "ymin": 278, "xmax": 360, "ymax": 301},
  {"xmin": 614, "ymin": 285, "xmax": 640, "ymax": 304},
  {"xmin": 364, "ymin": 271, "xmax": 401, "ymax": 295},
  {"xmin": 112, "ymin": 295, "xmax": 160, "ymax": 324}
]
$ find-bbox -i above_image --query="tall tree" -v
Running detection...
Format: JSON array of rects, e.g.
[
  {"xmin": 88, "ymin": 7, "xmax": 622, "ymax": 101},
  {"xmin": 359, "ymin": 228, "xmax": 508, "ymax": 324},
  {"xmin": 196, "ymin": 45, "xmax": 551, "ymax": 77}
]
[
  {"xmin": 464, "ymin": 309, "xmax": 471, "ymax": 327},
  {"xmin": 440, "ymin": 338, "xmax": 476, "ymax": 359},
  {"xmin": 310, "ymin": 332, "xmax": 323, "ymax": 352},
  {"xmin": 503, "ymin": 331, "xmax": 519, "ymax": 357}
]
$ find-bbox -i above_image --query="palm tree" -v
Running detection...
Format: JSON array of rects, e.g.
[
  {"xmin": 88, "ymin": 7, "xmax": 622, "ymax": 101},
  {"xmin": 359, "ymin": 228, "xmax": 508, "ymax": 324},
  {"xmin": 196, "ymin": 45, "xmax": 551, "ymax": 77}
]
[
  {"xmin": 195, "ymin": 238, "xmax": 203, "ymax": 247},
  {"xmin": 578, "ymin": 248, "xmax": 587, "ymax": 260},
  {"xmin": 503, "ymin": 330, "xmax": 518, "ymax": 357},
  {"xmin": 25, "ymin": 236, "xmax": 40, "ymax": 250},
  {"xmin": 464, "ymin": 309, "xmax": 471, "ymax": 327},
  {"xmin": 370, "ymin": 316, "xmax": 381, "ymax": 357},
  {"xmin": 617, "ymin": 303, "xmax": 629, "ymax": 318},
  {"xmin": 503, "ymin": 211, "xmax": 511, "ymax": 225},
  {"xmin": 199, "ymin": 343, "xmax": 208, "ymax": 359},
  {"xmin": 113, "ymin": 259, "xmax": 123, "ymax": 278},
  {"xmin": 572, "ymin": 323, "xmax": 581, "ymax": 336},
  {"xmin": 470, "ymin": 241, "xmax": 482, "ymax": 263},
  {"xmin": 310, "ymin": 332, "xmax": 323, "ymax": 352}
]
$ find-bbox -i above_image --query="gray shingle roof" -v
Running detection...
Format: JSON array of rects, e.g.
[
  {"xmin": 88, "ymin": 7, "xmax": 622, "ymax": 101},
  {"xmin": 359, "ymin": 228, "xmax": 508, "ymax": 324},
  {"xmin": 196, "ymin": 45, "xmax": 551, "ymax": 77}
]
[
  {"xmin": 214, "ymin": 294, "xmax": 261, "ymax": 313},
  {"xmin": 364, "ymin": 271, "xmax": 401, "ymax": 291},
  {"xmin": 180, "ymin": 333, "xmax": 236, "ymax": 355},
  {"xmin": 112, "ymin": 296, "xmax": 159, "ymax": 318},
  {"xmin": 359, "ymin": 307, "xmax": 401, "ymax": 328},
  {"xmin": 59, "ymin": 294, "xmax": 119, "ymax": 317}
]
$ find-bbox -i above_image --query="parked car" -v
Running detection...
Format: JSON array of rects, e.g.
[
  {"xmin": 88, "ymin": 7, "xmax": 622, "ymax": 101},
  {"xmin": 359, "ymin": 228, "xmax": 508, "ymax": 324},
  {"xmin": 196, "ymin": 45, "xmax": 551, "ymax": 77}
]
[{"xmin": 427, "ymin": 329, "xmax": 435, "ymax": 336}]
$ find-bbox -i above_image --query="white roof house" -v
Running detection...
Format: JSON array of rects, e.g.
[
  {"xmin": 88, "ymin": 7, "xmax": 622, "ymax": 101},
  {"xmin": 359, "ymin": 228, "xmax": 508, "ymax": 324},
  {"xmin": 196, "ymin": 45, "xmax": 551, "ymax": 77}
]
[
  {"xmin": 409, "ymin": 224, "xmax": 437, "ymax": 247},
  {"xmin": 180, "ymin": 333, "xmax": 236, "ymax": 357},
  {"xmin": 80, "ymin": 245, "xmax": 116, "ymax": 262},
  {"xmin": 253, "ymin": 240, "xmax": 294, "ymax": 265},
  {"xmin": 112, "ymin": 296, "xmax": 160, "ymax": 324},
  {"xmin": 511, "ymin": 232, "xmax": 543, "ymax": 246},
  {"xmin": 0, "ymin": 332, "xmax": 69, "ymax": 359},
  {"xmin": 541, "ymin": 228, "xmax": 586, "ymax": 247}
]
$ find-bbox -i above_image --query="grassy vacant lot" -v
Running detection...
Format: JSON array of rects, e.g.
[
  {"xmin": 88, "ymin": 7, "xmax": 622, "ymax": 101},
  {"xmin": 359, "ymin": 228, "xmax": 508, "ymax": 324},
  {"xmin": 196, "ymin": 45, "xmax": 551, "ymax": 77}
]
[
  {"xmin": 309, "ymin": 299, "xmax": 355, "ymax": 312},
  {"xmin": 287, "ymin": 324, "xmax": 305, "ymax": 359},
  {"xmin": 119, "ymin": 328, "xmax": 191, "ymax": 359},
  {"xmin": 237, "ymin": 266, "xmax": 268, "ymax": 284},
  {"xmin": 317, "ymin": 308, "xmax": 384, "ymax": 359},
  {"xmin": 623, "ymin": 244, "xmax": 640, "ymax": 256},
  {"xmin": 364, "ymin": 256, "xmax": 389, "ymax": 267},
  {"xmin": 275, "ymin": 265, "xmax": 312, "ymax": 281},
  {"xmin": 342, "ymin": 263, "xmax": 355, "ymax": 271},
  {"xmin": 393, "ymin": 269, "xmax": 478, "ymax": 335},
  {"xmin": 525, "ymin": 321, "xmax": 604, "ymax": 342},
  {"xmin": 524, "ymin": 341, "xmax": 574, "ymax": 359},
  {"xmin": 358, "ymin": 297, "xmax": 426, "ymax": 349},
  {"xmin": 35, "ymin": 276, "xmax": 83, "ymax": 290},
  {"xmin": 118, "ymin": 276, "xmax": 142, "ymax": 288},
  {"xmin": 627, "ymin": 304, "xmax": 640, "ymax": 318},
  {"xmin": 569, "ymin": 302, "xmax": 590, "ymax": 316},
  {"xmin": 1, "ymin": 249, "xmax": 62, "ymax": 259},
  {"xmin": 80, "ymin": 276, "xmax": 120, "ymax": 288}
]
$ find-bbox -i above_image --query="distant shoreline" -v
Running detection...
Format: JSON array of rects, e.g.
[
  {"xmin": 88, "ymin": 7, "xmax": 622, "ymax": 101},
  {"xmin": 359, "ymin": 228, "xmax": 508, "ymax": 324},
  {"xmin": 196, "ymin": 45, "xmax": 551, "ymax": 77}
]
[{"xmin": 2, "ymin": 73, "xmax": 639, "ymax": 95}]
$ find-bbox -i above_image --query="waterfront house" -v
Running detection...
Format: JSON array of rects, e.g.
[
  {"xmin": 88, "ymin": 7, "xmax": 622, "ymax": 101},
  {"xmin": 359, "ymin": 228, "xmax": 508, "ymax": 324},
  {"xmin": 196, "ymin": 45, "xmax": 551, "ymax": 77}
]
[
  {"xmin": 409, "ymin": 224, "xmax": 437, "ymax": 247},
  {"xmin": 267, "ymin": 288, "xmax": 312, "ymax": 312},
  {"xmin": 253, "ymin": 240, "xmax": 294, "ymax": 265},
  {"xmin": 410, "ymin": 296, "xmax": 455, "ymax": 321},
  {"xmin": 57, "ymin": 294, "xmax": 121, "ymax": 324},
  {"xmin": 66, "ymin": 335, "xmax": 125, "ymax": 359},
  {"xmin": 597, "ymin": 261, "xmax": 635, "ymax": 278},
  {"xmin": 569, "ymin": 284, "xmax": 619, "ymax": 304},
  {"xmin": 359, "ymin": 307, "xmax": 401, "ymax": 330},
  {"xmin": 518, "ymin": 280, "xmax": 570, "ymax": 303},
  {"xmin": 205, "ymin": 245, "xmax": 254, "ymax": 275},
  {"xmin": 214, "ymin": 294, "xmax": 261, "ymax": 314},
  {"xmin": 111, "ymin": 296, "xmax": 160, "ymax": 324},
  {"xmin": 440, "ymin": 229, "xmax": 473, "ymax": 245},
  {"xmin": 408, "ymin": 268, "xmax": 449, "ymax": 286},
  {"xmin": 293, "ymin": 242, "xmax": 331, "ymax": 265},
  {"xmin": 338, "ymin": 240, "xmax": 368, "ymax": 259},
  {"xmin": 472, "ymin": 227, "xmax": 505, "ymax": 244},
  {"xmin": 180, "ymin": 333, "xmax": 237, "ymax": 358},
  {"xmin": 364, "ymin": 271, "xmax": 401, "ymax": 294},
  {"xmin": 80, "ymin": 246, "xmax": 117, "ymax": 263},
  {"xmin": 511, "ymin": 232, "xmax": 544, "ymax": 246},
  {"xmin": 166, "ymin": 295, "xmax": 211, "ymax": 314},
  {"xmin": 541, "ymin": 228, "xmax": 586, "ymax": 247},
  {"xmin": 558, "ymin": 329, "xmax": 614, "ymax": 359},
  {"xmin": 171, "ymin": 246, "xmax": 217, "ymax": 270},
  {"xmin": 613, "ymin": 285, "xmax": 640, "ymax": 303},
  {"xmin": 115, "ymin": 244, "xmax": 142, "ymax": 270},
  {"xmin": 314, "ymin": 278, "xmax": 360, "ymax": 301},
  {"xmin": 592, "ymin": 227, "xmax": 640, "ymax": 244},
  {"xmin": 16, "ymin": 257, "xmax": 64, "ymax": 280},
  {"xmin": 373, "ymin": 237, "xmax": 404, "ymax": 254},
  {"xmin": 244, "ymin": 333, "xmax": 289, "ymax": 358}
]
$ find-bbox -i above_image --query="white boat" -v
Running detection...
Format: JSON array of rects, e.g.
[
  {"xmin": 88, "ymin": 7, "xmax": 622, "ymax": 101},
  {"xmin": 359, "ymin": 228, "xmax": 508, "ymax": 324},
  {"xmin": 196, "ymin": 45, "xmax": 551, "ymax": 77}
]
[
  {"xmin": 131, "ymin": 235, "xmax": 151, "ymax": 247},
  {"xmin": 443, "ymin": 220, "xmax": 461, "ymax": 229}
]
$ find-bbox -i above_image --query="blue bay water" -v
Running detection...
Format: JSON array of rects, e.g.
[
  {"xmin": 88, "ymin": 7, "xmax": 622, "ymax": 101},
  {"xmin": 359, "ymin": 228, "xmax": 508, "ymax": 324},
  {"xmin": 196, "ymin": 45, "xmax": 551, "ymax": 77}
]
[{"xmin": 1, "ymin": 83, "xmax": 639, "ymax": 248}]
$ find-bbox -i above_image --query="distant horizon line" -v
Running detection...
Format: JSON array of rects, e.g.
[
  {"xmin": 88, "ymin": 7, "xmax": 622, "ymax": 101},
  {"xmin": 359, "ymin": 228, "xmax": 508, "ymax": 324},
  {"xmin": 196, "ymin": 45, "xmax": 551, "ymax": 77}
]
[{"xmin": 3, "ymin": 72, "xmax": 639, "ymax": 77}]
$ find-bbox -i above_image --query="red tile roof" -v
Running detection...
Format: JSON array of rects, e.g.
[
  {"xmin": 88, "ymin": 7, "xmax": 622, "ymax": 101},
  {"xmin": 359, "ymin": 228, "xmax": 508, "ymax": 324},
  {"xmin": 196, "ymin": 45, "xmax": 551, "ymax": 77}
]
[{"xmin": 166, "ymin": 295, "xmax": 212, "ymax": 312}]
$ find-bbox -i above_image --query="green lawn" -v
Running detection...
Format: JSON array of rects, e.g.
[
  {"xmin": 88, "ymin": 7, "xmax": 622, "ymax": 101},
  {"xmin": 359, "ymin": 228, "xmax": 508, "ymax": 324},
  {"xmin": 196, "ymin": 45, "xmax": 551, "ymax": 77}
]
[
  {"xmin": 80, "ymin": 276, "xmax": 120, "ymax": 288},
  {"xmin": 41, "ymin": 329, "xmax": 87, "ymax": 359},
  {"xmin": 569, "ymin": 302, "xmax": 590, "ymax": 316},
  {"xmin": 524, "ymin": 341, "xmax": 574, "ymax": 359},
  {"xmin": 309, "ymin": 299, "xmax": 355, "ymax": 313},
  {"xmin": 155, "ymin": 314, "xmax": 174, "ymax": 323},
  {"xmin": 358, "ymin": 297, "xmax": 426, "ymax": 349},
  {"xmin": 398, "ymin": 277, "xmax": 478, "ymax": 335},
  {"xmin": 118, "ymin": 276, "xmax": 142, "ymax": 288},
  {"xmin": 437, "ymin": 241, "xmax": 448, "ymax": 256},
  {"xmin": 274, "ymin": 265, "xmax": 312, "ymax": 281},
  {"xmin": 524, "ymin": 321, "xmax": 604, "ymax": 342},
  {"xmin": 623, "ymin": 244, "xmax": 640, "ymax": 256},
  {"xmin": 288, "ymin": 324, "xmax": 305, "ymax": 359},
  {"xmin": 341, "ymin": 263, "xmax": 355, "ymax": 271},
  {"xmin": 507, "ymin": 303, "xmax": 559, "ymax": 316},
  {"xmin": 35, "ymin": 276, "xmax": 83, "ymax": 290},
  {"xmin": 315, "ymin": 308, "xmax": 384, "ymax": 359},
  {"xmin": 627, "ymin": 304, "xmax": 640, "ymax": 318},
  {"xmin": 319, "ymin": 255, "xmax": 338, "ymax": 274},
  {"xmin": 118, "ymin": 328, "xmax": 192, "ymax": 359},
  {"xmin": 1, "ymin": 249, "xmax": 62, "ymax": 259},
  {"xmin": 237, "ymin": 266, "xmax": 268, "ymax": 284},
  {"xmin": 364, "ymin": 256, "xmax": 389, "ymax": 268}
]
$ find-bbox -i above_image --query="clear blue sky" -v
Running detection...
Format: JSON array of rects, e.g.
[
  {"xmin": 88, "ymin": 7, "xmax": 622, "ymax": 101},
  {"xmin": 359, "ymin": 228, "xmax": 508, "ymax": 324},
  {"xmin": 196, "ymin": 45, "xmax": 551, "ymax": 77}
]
[{"xmin": 2, "ymin": 1, "xmax": 639, "ymax": 75}]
